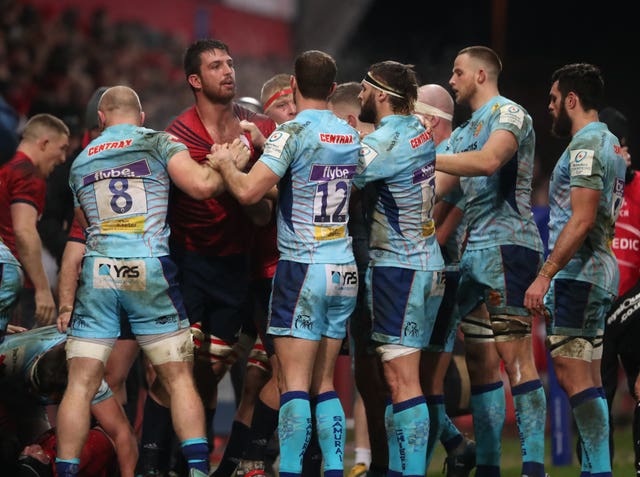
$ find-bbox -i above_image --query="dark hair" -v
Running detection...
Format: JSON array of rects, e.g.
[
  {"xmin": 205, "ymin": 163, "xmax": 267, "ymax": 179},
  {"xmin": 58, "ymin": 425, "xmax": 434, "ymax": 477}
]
[
  {"xmin": 368, "ymin": 61, "xmax": 418, "ymax": 114},
  {"xmin": 551, "ymin": 63, "xmax": 604, "ymax": 112},
  {"xmin": 599, "ymin": 107, "xmax": 628, "ymax": 143},
  {"xmin": 183, "ymin": 39, "xmax": 230, "ymax": 79},
  {"xmin": 32, "ymin": 343, "xmax": 67, "ymax": 398},
  {"xmin": 84, "ymin": 86, "xmax": 109, "ymax": 130},
  {"xmin": 294, "ymin": 50, "xmax": 337, "ymax": 101},
  {"xmin": 17, "ymin": 455, "xmax": 53, "ymax": 477}
]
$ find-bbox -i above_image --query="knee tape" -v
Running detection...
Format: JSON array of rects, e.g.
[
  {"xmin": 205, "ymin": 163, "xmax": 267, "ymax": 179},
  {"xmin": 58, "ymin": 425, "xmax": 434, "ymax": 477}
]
[
  {"xmin": 65, "ymin": 337, "xmax": 116, "ymax": 364},
  {"xmin": 375, "ymin": 343, "xmax": 420, "ymax": 362},
  {"xmin": 490, "ymin": 314, "xmax": 531, "ymax": 342},
  {"xmin": 190, "ymin": 321, "xmax": 233, "ymax": 365},
  {"xmin": 547, "ymin": 334, "xmax": 596, "ymax": 361},
  {"xmin": 139, "ymin": 328, "xmax": 194, "ymax": 365},
  {"xmin": 247, "ymin": 336, "xmax": 270, "ymax": 372},
  {"xmin": 460, "ymin": 314, "xmax": 494, "ymax": 344}
]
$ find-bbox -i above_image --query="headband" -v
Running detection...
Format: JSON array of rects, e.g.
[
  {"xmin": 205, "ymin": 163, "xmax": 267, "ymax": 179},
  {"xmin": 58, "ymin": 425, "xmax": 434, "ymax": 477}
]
[
  {"xmin": 363, "ymin": 72, "xmax": 405, "ymax": 99},
  {"xmin": 414, "ymin": 102, "xmax": 453, "ymax": 121},
  {"xmin": 263, "ymin": 88, "xmax": 293, "ymax": 111}
]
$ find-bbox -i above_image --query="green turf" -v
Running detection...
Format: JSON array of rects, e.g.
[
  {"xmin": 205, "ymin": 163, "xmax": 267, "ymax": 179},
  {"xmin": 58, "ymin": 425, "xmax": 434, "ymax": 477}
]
[{"xmin": 425, "ymin": 423, "xmax": 635, "ymax": 476}]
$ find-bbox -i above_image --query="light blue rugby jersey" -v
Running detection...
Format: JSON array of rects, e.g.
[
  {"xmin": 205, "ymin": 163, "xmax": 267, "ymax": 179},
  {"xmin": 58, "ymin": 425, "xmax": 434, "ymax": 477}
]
[
  {"xmin": 0, "ymin": 239, "xmax": 18, "ymax": 266},
  {"xmin": 548, "ymin": 121, "xmax": 627, "ymax": 294},
  {"xmin": 70, "ymin": 124, "xmax": 187, "ymax": 258},
  {"xmin": 0, "ymin": 325, "xmax": 111, "ymax": 404},
  {"xmin": 259, "ymin": 109, "xmax": 360, "ymax": 264},
  {"xmin": 444, "ymin": 95, "xmax": 542, "ymax": 252},
  {"xmin": 437, "ymin": 140, "xmax": 466, "ymax": 268},
  {"xmin": 353, "ymin": 114, "xmax": 444, "ymax": 271}
]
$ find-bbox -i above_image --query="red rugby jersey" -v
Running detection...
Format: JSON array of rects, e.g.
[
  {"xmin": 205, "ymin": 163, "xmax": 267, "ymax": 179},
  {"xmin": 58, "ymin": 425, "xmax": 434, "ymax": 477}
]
[
  {"xmin": 166, "ymin": 104, "xmax": 275, "ymax": 256},
  {"xmin": 612, "ymin": 170, "xmax": 640, "ymax": 296},
  {"xmin": 0, "ymin": 151, "xmax": 46, "ymax": 260}
]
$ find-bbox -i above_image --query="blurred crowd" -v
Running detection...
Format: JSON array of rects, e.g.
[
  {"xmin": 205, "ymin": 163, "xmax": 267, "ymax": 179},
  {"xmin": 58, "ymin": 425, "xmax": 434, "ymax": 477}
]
[{"xmin": 0, "ymin": 0, "xmax": 196, "ymax": 149}]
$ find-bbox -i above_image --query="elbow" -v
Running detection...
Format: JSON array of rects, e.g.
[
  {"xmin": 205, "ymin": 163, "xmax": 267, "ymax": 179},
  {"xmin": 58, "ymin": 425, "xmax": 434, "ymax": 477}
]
[
  {"xmin": 191, "ymin": 181, "xmax": 224, "ymax": 200},
  {"xmin": 236, "ymin": 189, "xmax": 261, "ymax": 206},
  {"xmin": 583, "ymin": 218, "xmax": 597, "ymax": 231},
  {"xmin": 188, "ymin": 188, "xmax": 211, "ymax": 201}
]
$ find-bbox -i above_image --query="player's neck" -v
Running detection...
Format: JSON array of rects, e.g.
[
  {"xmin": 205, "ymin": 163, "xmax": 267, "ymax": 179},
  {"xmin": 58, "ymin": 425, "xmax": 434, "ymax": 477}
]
[
  {"xmin": 571, "ymin": 111, "xmax": 599, "ymax": 136},
  {"xmin": 295, "ymin": 97, "xmax": 328, "ymax": 113},
  {"xmin": 195, "ymin": 100, "xmax": 239, "ymax": 141},
  {"xmin": 471, "ymin": 87, "xmax": 499, "ymax": 112}
]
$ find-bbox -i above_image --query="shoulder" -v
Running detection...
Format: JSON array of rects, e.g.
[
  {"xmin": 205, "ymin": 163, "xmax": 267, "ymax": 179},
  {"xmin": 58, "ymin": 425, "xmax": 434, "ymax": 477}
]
[
  {"xmin": 235, "ymin": 105, "xmax": 277, "ymax": 137},
  {"xmin": 166, "ymin": 106, "xmax": 200, "ymax": 133},
  {"xmin": 492, "ymin": 98, "xmax": 530, "ymax": 127}
]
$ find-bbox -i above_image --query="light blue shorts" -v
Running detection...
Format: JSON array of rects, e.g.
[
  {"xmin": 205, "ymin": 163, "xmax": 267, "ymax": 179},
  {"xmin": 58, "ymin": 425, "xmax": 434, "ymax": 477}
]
[
  {"xmin": 545, "ymin": 278, "xmax": 615, "ymax": 337},
  {"xmin": 268, "ymin": 260, "xmax": 358, "ymax": 340},
  {"xmin": 70, "ymin": 255, "xmax": 189, "ymax": 339},
  {"xmin": 367, "ymin": 266, "xmax": 445, "ymax": 349},
  {"xmin": 426, "ymin": 269, "xmax": 461, "ymax": 353},
  {"xmin": 457, "ymin": 245, "xmax": 542, "ymax": 318}
]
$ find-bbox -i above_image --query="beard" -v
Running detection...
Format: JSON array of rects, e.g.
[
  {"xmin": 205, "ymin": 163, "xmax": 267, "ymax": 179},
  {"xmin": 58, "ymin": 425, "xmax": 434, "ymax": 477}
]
[
  {"xmin": 201, "ymin": 83, "xmax": 235, "ymax": 105},
  {"xmin": 358, "ymin": 94, "xmax": 377, "ymax": 124},
  {"xmin": 551, "ymin": 101, "xmax": 572, "ymax": 138}
]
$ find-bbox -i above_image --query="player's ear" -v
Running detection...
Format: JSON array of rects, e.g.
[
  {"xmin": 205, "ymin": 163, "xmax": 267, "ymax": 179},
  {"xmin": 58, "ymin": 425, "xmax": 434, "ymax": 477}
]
[{"xmin": 188, "ymin": 74, "xmax": 202, "ymax": 91}]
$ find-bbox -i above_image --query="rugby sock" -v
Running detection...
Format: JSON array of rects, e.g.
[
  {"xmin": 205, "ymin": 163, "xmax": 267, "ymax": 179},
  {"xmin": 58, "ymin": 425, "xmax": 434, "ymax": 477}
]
[
  {"xmin": 425, "ymin": 394, "xmax": 445, "ymax": 467},
  {"xmin": 279, "ymin": 391, "xmax": 312, "ymax": 477},
  {"xmin": 205, "ymin": 407, "xmax": 217, "ymax": 451},
  {"xmin": 393, "ymin": 395, "xmax": 429, "ymax": 477},
  {"xmin": 512, "ymin": 379, "xmax": 546, "ymax": 477},
  {"xmin": 212, "ymin": 420, "xmax": 250, "ymax": 477},
  {"xmin": 55, "ymin": 458, "xmax": 80, "ymax": 477},
  {"xmin": 367, "ymin": 463, "xmax": 388, "ymax": 477},
  {"xmin": 470, "ymin": 381, "xmax": 504, "ymax": 477},
  {"xmin": 440, "ymin": 415, "xmax": 464, "ymax": 453},
  {"xmin": 385, "ymin": 399, "xmax": 402, "ymax": 477},
  {"xmin": 354, "ymin": 447, "xmax": 372, "ymax": 467},
  {"xmin": 244, "ymin": 398, "xmax": 280, "ymax": 461},
  {"xmin": 181, "ymin": 437, "xmax": 210, "ymax": 474},
  {"xmin": 571, "ymin": 387, "xmax": 612, "ymax": 476},
  {"xmin": 314, "ymin": 391, "xmax": 346, "ymax": 477},
  {"xmin": 139, "ymin": 396, "xmax": 173, "ymax": 473},
  {"xmin": 301, "ymin": 400, "xmax": 322, "ymax": 477},
  {"xmin": 598, "ymin": 386, "xmax": 615, "ymax": 462}
]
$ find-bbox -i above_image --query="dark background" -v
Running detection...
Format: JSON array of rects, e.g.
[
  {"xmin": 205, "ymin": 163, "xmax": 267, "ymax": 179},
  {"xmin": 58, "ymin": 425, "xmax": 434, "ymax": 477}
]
[{"xmin": 336, "ymin": 0, "xmax": 638, "ymax": 175}]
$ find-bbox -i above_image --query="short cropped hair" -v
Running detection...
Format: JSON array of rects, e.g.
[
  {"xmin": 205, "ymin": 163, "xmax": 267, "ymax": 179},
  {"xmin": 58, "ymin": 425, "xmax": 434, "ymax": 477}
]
[
  {"xmin": 551, "ymin": 63, "xmax": 604, "ymax": 112},
  {"xmin": 458, "ymin": 45, "xmax": 502, "ymax": 80},
  {"xmin": 328, "ymin": 81, "xmax": 361, "ymax": 109},
  {"xmin": 260, "ymin": 73, "xmax": 291, "ymax": 107},
  {"xmin": 294, "ymin": 50, "xmax": 336, "ymax": 101},
  {"xmin": 32, "ymin": 343, "xmax": 68, "ymax": 398},
  {"xmin": 98, "ymin": 86, "xmax": 142, "ymax": 116},
  {"xmin": 21, "ymin": 114, "xmax": 70, "ymax": 142}
]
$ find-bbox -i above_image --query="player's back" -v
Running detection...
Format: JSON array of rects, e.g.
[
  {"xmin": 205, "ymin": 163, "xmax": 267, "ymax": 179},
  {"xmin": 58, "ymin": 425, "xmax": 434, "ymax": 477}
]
[
  {"xmin": 70, "ymin": 123, "xmax": 185, "ymax": 258},
  {"xmin": 262, "ymin": 109, "xmax": 360, "ymax": 264},
  {"xmin": 0, "ymin": 325, "xmax": 64, "ymax": 384}
]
